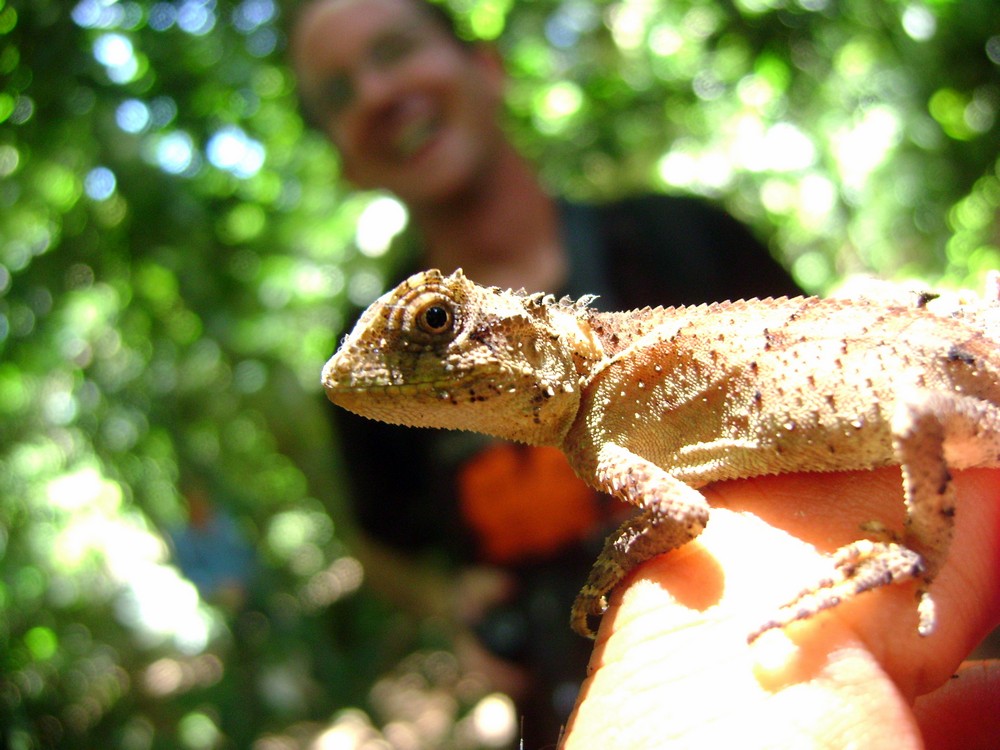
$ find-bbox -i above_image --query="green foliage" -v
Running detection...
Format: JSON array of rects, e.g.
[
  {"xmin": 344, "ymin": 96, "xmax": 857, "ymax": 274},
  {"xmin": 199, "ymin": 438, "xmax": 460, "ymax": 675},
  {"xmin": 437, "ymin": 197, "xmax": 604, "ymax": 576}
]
[
  {"xmin": 494, "ymin": 0, "xmax": 1000, "ymax": 290},
  {"xmin": 1, "ymin": 1, "xmax": 403, "ymax": 747},
  {"xmin": 0, "ymin": 0, "xmax": 997, "ymax": 747}
]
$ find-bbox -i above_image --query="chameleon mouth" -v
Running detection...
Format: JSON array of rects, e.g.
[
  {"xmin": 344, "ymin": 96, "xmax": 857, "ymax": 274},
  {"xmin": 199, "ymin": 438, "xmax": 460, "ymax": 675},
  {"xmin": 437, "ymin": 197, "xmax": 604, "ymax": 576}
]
[
  {"xmin": 324, "ymin": 380, "xmax": 440, "ymax": 400},
  {"xmin": 321, "ymin": 357, "xmax": 457, "ymax": 404},
  {"xmin": 324, "ymin": 374, "xmax": 490, "ymax": 432}
]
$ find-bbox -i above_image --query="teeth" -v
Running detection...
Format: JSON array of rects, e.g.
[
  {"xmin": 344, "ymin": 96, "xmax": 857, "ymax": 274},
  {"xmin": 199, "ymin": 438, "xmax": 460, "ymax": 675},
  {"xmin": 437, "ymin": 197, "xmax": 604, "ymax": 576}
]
[{"xmin": 392, "ymin": 117, "xmax": 437, "ymax": 160}]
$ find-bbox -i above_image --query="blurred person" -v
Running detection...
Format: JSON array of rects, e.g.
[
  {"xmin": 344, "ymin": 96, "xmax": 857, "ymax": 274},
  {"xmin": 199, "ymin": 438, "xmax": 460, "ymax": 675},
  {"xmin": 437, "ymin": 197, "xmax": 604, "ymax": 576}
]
[
  {"xmin": 291, "ymin": 0, "xmax": 800, "ymax": 742},
  {"xmin": 171, "ymin": 468, "xmax": 259, "ymax": 612}
]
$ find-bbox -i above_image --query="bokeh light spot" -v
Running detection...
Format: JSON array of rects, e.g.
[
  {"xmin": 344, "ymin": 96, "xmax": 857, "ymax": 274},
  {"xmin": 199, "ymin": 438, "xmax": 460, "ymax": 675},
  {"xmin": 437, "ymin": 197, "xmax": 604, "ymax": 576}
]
[
  {"xmin": 206, "ymin": 126, "xmax": 265, "ymax": 178},
  {"xmin": 356, "ymin": 196, "xmax": 408, "ymax": 258},
  {"xmin": 116, "ymin": 98, "xmax": 151, "ymax": 133},
  {"xmin": 84, "ymin": 166, "xmax": 117, "ymax": 201}
]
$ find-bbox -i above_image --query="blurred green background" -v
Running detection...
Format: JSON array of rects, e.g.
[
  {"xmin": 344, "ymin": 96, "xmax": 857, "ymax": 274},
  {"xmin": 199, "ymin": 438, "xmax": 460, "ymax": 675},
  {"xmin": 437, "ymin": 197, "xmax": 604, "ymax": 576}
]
[{"xmin": 1, "ymin": 0, "xmax": 997, "ymax": 747}]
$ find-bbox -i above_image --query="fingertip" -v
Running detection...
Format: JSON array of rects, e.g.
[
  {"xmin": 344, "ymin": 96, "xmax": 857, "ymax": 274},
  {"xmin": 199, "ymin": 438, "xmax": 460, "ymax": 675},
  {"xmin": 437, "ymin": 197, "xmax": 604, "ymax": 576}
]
[{"xmin": 914, "ymin": 660, "xmax": 1000, "ymax": 750}]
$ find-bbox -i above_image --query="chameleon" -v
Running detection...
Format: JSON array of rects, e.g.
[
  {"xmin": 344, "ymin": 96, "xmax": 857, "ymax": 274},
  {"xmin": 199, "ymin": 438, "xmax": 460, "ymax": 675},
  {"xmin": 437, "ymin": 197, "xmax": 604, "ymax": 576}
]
[{"xmin": 322, "ymin": 268, "xmax": 1000, "ymax": 640}]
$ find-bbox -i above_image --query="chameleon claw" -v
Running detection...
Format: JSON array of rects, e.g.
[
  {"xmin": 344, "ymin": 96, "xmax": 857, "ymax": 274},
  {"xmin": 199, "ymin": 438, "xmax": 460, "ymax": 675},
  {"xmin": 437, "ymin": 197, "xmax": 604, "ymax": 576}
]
[{"xmin": 747, "ymin": 541, "xmax": 928, "ymax": 643}]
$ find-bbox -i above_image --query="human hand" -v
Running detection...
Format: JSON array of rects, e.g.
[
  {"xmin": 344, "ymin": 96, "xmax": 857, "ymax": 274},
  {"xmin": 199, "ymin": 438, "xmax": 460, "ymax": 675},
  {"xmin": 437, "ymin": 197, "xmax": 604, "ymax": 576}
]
[{"xmin": 561, "ymin": 467, "xmax": 1000, "ymax": 749}]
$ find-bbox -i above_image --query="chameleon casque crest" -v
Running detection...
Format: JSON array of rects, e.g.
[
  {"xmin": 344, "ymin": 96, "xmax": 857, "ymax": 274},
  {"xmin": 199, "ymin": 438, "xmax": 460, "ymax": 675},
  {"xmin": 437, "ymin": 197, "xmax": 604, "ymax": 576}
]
[{"xmin": 323, "ymin": 268, "xmax": 1000, "ymax": 640}]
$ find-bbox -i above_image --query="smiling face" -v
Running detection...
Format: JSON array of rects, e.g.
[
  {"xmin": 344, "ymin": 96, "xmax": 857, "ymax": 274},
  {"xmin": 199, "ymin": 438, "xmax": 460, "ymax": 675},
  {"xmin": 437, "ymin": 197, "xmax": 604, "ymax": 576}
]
[{"xmin": 292, "ymin": 0, "xmax": 507, "ymax": 207}]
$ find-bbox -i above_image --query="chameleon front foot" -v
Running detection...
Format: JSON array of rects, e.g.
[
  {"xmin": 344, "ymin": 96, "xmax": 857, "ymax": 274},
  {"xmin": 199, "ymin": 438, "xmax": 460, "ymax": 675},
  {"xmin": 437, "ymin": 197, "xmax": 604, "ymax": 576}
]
[
  {"xmin": 571, "ymin": 589, "xmax": 608, "ymax": 639},
  {"xmin": 747, "ymin": 539, "xmax": 928, "ymax": 643},
  {"xmin": 571, "ymin": 552, "xmax": 625, "ymax": 638}
]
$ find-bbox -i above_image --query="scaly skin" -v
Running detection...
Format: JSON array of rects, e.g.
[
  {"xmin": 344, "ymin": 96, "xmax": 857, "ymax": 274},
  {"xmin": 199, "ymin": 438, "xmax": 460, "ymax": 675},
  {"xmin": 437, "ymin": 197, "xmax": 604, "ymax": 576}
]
[{"xmin": 323, "ymin": 268, "xmax": 1000, "ymax": 639}]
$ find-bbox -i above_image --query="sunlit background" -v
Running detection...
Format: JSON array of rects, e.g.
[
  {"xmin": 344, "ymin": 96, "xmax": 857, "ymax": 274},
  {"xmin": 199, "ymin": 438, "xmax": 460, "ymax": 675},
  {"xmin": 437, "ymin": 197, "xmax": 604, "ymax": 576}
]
[{"xmin": 1, "ymin": 0, "xmax": 998, "ymax": 747}]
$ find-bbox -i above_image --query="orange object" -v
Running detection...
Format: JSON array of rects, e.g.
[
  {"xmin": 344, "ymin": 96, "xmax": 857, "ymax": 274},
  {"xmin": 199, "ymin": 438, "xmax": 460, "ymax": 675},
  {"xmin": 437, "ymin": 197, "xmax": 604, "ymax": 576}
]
[{"xmin": 458, "ymin": 443, "xmax": 606, "ymax": 563}]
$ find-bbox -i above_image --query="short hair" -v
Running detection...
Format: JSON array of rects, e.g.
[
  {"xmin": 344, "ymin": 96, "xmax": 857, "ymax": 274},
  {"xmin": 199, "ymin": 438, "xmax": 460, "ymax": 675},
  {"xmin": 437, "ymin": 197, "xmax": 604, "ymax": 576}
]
[
  {"xmin": 291, "ymin": 0, "xmax": 469, "ymax": 44},
  {"xmin": 415, "ymin": 0, "xmax": 469, "ymax": 44}
]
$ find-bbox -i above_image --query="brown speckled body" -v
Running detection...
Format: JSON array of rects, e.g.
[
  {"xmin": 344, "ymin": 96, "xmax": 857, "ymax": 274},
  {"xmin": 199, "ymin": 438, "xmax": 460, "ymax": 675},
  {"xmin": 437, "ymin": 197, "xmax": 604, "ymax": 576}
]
[
  {"xmin": 568, "ymin": 297, "xmax": 1000, "ymax": 485},
  {"xmin": 323, "ymin": 269, "xmax": 1000, "ymax": 639}
]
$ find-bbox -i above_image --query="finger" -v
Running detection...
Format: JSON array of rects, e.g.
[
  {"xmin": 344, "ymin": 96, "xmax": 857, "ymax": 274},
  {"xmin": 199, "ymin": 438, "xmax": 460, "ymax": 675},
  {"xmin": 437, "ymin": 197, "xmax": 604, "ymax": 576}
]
[
  {"xmin": 563, "ymin": 506, "xmax": 923, "ymax": 748},
  {"xmin": 914, "ymin": 660, "xmax": 1000, "ymax": 750},
  {"xmin": 707, "ymin": 468, "xmax": 1000, "ymax": 697},
  {"xmin": 561, "ymin": 468, "xmax": 1000, "ymax": 749}
]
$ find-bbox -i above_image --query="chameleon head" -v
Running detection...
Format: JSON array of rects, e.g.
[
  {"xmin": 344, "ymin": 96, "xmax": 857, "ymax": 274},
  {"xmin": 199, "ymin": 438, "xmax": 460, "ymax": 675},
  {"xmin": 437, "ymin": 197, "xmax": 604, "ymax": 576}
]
[{"xmin": 322, "ymin": 268, "xmax": 591, "ymax": 445}]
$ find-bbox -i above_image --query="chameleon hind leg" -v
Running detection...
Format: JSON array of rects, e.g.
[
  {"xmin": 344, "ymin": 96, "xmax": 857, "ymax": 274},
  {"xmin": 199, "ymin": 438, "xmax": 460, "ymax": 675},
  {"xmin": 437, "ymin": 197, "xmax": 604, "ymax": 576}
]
[
  {"xmin": 571, "ymin": 442, "xmax": 711, "ymax": 638},
  {"xmin": 750, "ymin": 390, "xmax": 1000, "ymax": 642}
]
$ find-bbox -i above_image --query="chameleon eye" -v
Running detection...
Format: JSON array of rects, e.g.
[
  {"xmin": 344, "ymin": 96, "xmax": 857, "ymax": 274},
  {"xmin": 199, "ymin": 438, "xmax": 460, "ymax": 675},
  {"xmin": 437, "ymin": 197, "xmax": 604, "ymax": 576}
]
[{"xmin": 417, "ymin": 302, "xmax": 453, "ymax": 334}]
